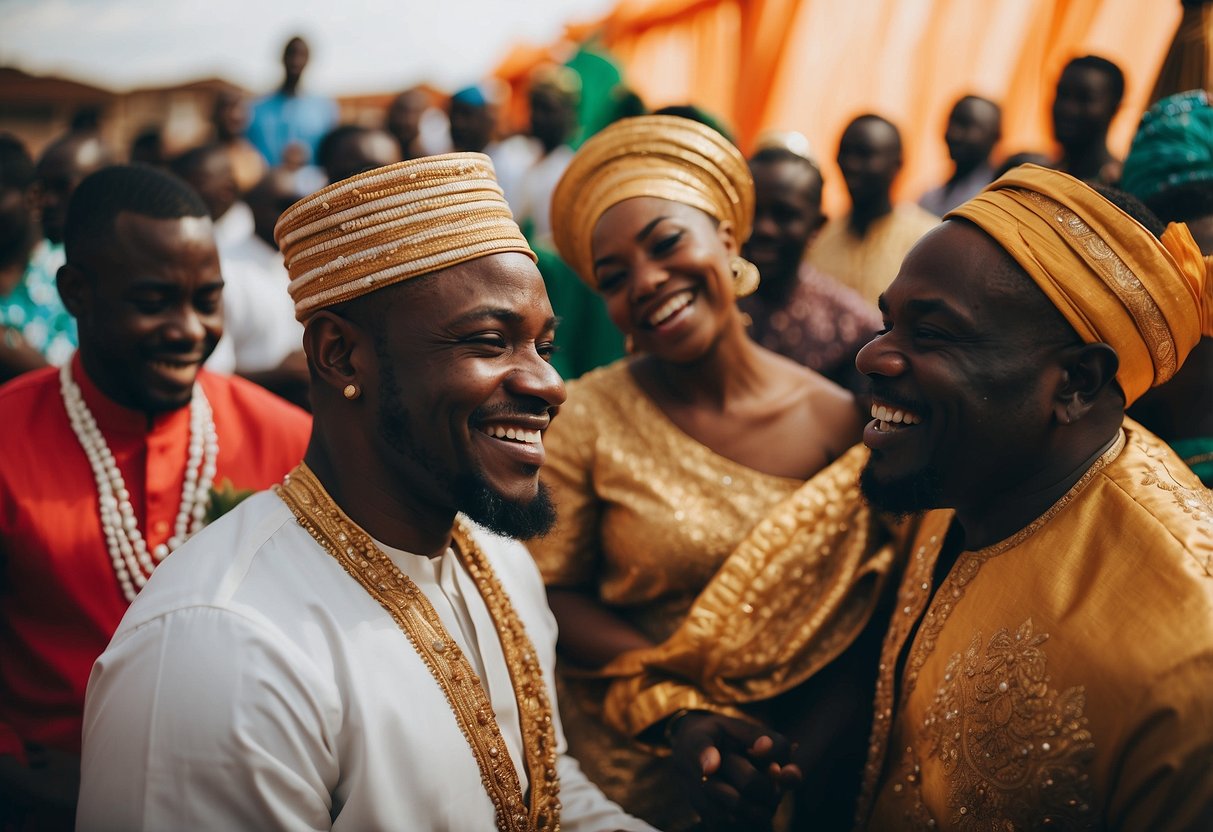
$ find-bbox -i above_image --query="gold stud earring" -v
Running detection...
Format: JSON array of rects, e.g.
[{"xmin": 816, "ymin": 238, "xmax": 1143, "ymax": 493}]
[
  {"xmin": 343, "ymin": 383, "xmax": 360, "ymax": 400},
  {"xmin": 729, "ymin": 255, "xmax": 760, "ymax": 298}
]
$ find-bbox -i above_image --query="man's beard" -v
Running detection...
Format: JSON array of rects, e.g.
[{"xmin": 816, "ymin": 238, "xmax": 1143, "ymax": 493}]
[
  {"xmin": 376, "ymin": 342, "xmax": 557, "ymax": 540},
  {"xmin": 859, "ymin": 457, "xmax": 943, "ymax": 519},
  {"xmin": 455, "ymin": 471, "xmax": 557, "ymax": 540}
]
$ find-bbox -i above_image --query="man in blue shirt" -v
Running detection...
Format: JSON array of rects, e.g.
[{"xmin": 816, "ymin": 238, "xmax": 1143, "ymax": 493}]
[{"xmin": 247, "ymin": 36, "xmax": 338, "ymax": 167}]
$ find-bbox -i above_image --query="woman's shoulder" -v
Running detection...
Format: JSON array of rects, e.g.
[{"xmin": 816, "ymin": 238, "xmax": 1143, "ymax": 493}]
[{"xmin": 760, "ymin": 348, "xmax": 864, "ymax": 454}]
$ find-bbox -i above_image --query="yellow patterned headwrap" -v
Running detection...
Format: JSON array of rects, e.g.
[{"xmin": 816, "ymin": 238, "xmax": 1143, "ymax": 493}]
[
  {"xmin": 948, "ymin": 164, "xmax": 1213, "ymax": 405},
  {"xmin": 274, "ymin": 153, "xmax": 536, "ymax": 321},
  {"xmin": 550, "ymin": 115, "xmax": 754, "ymax": 287}
]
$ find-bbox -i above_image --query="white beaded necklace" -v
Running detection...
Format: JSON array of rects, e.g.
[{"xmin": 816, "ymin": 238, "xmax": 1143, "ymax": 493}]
[{"xmin": 59, "ymin": 362, "xmax": 218, "ymax": 602}]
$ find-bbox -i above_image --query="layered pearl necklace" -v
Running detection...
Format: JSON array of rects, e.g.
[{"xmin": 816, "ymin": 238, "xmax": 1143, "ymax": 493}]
[{"xmin": 60, "ymin": 362, "xmax": 218, "ymax": 602}]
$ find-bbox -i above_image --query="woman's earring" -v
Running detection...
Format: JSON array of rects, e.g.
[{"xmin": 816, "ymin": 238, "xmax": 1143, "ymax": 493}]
[
  {"xmin": 624, "ymin": 334, "xmax": 635, "ymax": 354},
  {"xmin": 343, "ymin": 383, "xmax": 360, "ymax": 400},
  {"xmin": 730, "ymin": 255, "xmax": 760, "ymax": 298}
]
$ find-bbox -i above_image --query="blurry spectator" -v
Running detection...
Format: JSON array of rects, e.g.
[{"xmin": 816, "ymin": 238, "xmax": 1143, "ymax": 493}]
[
  {"xmin": 278, "ymin": 139, "xmax": 327, "ymax": 196},
  {"xmin": 128, "ymin": 127, "xmax": 166, "ymax": 168},
  {"xmin": 993, "ymin": 150, "xmax": 1051, "ymax": 180},
  {"xmin": 1051, "ymin": 55, "xmax": 1125, "ymax": 185},
  {"xmin": 247, "ymin": 36, "xmax": 338, "ymax": 167},
  {"xmin": 739, "ymin": 139, "xmax": 880, "ymax": 394},
  {"xmin": 68, "ymin": 107, "xmax": 102, "ymax": 134},
  {"xmin": 918, "ymin": 95, "xmax": 1001, "ymax": 216},
  {"xmin": 221, "ymin": 168, "xmax": 308, "ymax": 407},
  {"xmin": 0, "ymin": 131, "xmax": 111, "ymax": 380},
  {"xmin": 0, "ymin": 135, "xmax": 44, "ymax": 381},
  {"xmin": 448, "ymin": 82, "xmax": 531, "ymax": 205},
  {"xmin": 514, "ymin": 65, "xmax": 581, "ymax": 245},
  {"xmin": 386, "ymin": 86, "xmax": 431, "ymax": 160},
  {"xmin": 170, "ymin": 144, "xmax": 251, "ymax": 253},
  {"xmin": 212, "ymin": 89, "xmax": 266, "ymax": 193},
  {"xmin": 316, "ymin": 124, "xmax": 401, "ymax": 186},
  {"xmin": 808, "ymin": 114, "xmax": 938, "ymax": 305}
]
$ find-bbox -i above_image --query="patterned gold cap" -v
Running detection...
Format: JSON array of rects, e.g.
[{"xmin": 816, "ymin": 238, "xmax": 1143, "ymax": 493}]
[
  {"xmin": 274, "ymin": 153, "xmax": 536, "ymax": 321},
  {"xmin": 550, "ymin": 115, "xmax": 754, "ymax": 287}
]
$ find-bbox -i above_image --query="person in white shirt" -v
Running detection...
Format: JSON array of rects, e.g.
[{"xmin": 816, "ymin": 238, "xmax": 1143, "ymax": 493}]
[{"xmin": 78, "ymin": 154, "xmax": 654, "ymax": 832}]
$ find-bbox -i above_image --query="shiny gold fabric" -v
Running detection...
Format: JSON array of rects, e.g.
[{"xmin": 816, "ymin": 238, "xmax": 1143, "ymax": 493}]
[
  {"xmin": 274, "ymin": 153, "xmax": 535, "ymax": 320},
  {"xmin": 948, "ymin": 163, "xmax": 1213, "ymax": 405},
  {"xmin": 549, "ymin": 115, "xmax": 754, "ymax": 287},
  {"xmin": 529, "ymin": 360, "xmax": 801, "ymax": 829},
  {"xmin": 858, "ymin": 421, "xmax": 1213, "ymax": 831},
  {"xmin": 599, "ymin": 443, "xmax": 902, "ymax": 740}
]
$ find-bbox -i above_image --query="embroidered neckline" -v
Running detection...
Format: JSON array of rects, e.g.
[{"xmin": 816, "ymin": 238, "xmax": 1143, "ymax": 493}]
[{"xmin": 275, "ymin": 463, "xmax": 561, "ymax": 832}]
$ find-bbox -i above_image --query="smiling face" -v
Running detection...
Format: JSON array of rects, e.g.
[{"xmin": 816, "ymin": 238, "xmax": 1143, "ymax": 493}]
[
  {"xmin": 359, "ymin": 252, "xmax": 565, "ymax": 537},
  {"xmin": 67, "ymin": 212, "xmax": 224, "ymax": 413},
  {"xmin": 744, "ymin": 156, "xmax": 824, "ymax": 286},
  {"xmin": 590, "ymin": 197, "xmax": 739, "ymax": 364},
  {"xmin": 856, "ymin": 221, "xmax": 1079, "ymax": 516}
]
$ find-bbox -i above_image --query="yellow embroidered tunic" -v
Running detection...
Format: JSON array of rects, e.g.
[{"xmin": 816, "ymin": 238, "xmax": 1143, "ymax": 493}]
[
  {"xmin": 529, "ymin": 359, "xmax": 802, "ymax": 829},
  {"xmin": 860, "ymin": 422, "xmax": 1213, "ymax": 831}
]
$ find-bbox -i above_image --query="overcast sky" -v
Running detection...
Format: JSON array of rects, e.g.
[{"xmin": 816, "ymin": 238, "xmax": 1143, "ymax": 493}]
[{"xmin": 0, "ymin": 0, "xmax": 618, "ymax": 93}]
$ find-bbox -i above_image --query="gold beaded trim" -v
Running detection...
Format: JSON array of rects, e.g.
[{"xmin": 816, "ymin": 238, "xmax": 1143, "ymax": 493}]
[{"xmin": 275, "ymin": 463, "xmax": 561, "ymax": 831}]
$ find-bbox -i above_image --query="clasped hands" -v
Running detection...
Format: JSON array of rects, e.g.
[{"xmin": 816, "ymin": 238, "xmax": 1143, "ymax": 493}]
[{"xmin": 667, "ymin": 711, "xmax": 801, "ymax": 831}]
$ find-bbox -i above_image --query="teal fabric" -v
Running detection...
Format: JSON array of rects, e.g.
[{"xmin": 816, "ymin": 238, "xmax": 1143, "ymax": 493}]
[
  {"xmin": 1122, "ymin": 90, "xmax": 1213, "ymax": 200},
  {"xmin": 533, "ymin": 244, "xmax": 625, "ymax": 381},
  {"xmin": 0, "ymin": 240, "xmax": 75, "ymax": 365},
  {"xmin": 1170, "ymin": 436, "xmax": 1213, "ymax": 487}
]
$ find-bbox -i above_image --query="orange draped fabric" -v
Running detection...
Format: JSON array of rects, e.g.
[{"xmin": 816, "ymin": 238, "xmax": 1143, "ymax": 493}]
[{"xmin": 498, "ymin": 0, "xmax": 1182, "ymax": 215}]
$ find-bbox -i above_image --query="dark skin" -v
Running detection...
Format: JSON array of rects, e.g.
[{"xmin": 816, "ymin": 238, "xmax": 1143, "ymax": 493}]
[
  {"xmin": 212, "ymin": 90, "xmax": 248, "ymax": 143},
  {"xmin": 322, "ymin": 129, "xmax": 401, "ymax": 185},
  {"xmin": 548, "ymin": 196, "xmax": 860, "ymax": 826},
  {"xmin": 58, "ymin": 213, "xmax": 224, "ymax": 416},
  {"xmin": 0, "ymin": 212, "xmax": 223, "ymax": 825},
  {"xmin": 180, "ymin": 148, "xmax": 239, "ymax": 222},
  {"xmin": 280, "ymin": 37, "xmax": 309, "ymax": 97},
  {"xmin": 943, "ymin": 96, "xmax": 1001, "ymax": 184},
  {"xmin": 529, "ymin": 86, "xmax": 577, "ymax": 154},
  {"xmin": 681, "ymin": 221, "xmax": 1128, "ymax": 828},
  {"xmin": 302, "ymin": 252, "xmax": 564, "ymax": 557},
  {"xmin": 0, "ymin": 182, "xmax": 44, "ymax": 382},
  {"xmin": 449, "ymin": 98, "xmax": 496, "ymax": 154},
  {"xmin": 743, "ymin": 157, "xmax": 826, "ymax": 304},
  {"xmin": 1051, "ymin": 65, "xmax": 1122, "ymax": 184},
  {"xmin": 35, "ymin": 133, "xmax": 108, "ymax": 245},
  {"xmin": 387, "ymin": 88, "xmax": 429, "ymax": 159},
  {"xmin": 858, "ymin": 221, "xmax": 1124, "ymax": 548},
  {"xmin": 837, "ymin": 118, "xmax": 902, "ymax": 237}
]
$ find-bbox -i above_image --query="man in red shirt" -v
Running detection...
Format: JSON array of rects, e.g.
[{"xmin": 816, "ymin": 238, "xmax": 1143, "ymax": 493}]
[{"xmin": 0, "ymin": 165, "xmax": 311, "ymax": 828}]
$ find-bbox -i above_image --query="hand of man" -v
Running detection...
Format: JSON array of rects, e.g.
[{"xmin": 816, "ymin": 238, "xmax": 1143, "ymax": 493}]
[{"xmin": 668, "ymin": 711, "xmax": 802, "ymax": 831}]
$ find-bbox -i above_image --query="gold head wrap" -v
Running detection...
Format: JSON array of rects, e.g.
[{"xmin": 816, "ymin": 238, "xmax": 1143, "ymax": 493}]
[
  {"xmin": 948, "ymin": 164, "xmax": 1213, "ymax": 406},
  {"xmin": 274, "ymin": 153, "xmax": 536, "ymax": 321},
  {"xmin": 550, "ymin": 114, "xmax": 754, "ymax": 288}
]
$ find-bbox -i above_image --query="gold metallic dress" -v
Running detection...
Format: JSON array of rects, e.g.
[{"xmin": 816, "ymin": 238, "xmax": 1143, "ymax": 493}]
[{"xmin": 529, "ymin": 360, "xmax": 803, "ymax": 829}]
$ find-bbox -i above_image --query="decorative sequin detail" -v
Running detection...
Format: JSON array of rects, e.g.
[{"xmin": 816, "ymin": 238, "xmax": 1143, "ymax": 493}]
[{"xmin": 922, "ymin": 619, "xmax": 1095, "ymax": 830}]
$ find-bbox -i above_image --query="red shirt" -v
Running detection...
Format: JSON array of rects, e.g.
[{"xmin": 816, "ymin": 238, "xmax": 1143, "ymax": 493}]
[{"xmin": 0, "ymin": 356, "xmax": 311, "ymax": 758}]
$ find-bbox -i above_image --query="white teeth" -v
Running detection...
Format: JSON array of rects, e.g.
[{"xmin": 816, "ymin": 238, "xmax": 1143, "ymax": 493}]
[
  {"xmin": 869, "ymin": 403, "xmax": 922, "ymax": 426},
  {"xmin": 483, "ymin": 426, "xmax": 542, "ymax": 445},
  {"xmin": 647, "ymin": 291, "xmax": 693, "ymax": 327}
]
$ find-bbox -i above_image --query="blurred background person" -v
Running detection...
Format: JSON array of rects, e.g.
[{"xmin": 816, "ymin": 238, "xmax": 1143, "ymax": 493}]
[
  {"xmin": 739, "ymin": 135, "xmax": 880, "ymax": 395},
  {"xmin": 128, "ymin": 126, "xmax": 166, "ymax": 168},
  {"xmin": 170, "ymin": 143, "xmax": 250, "ymax": 254},
  {"xmin": 1051, "ymin": 54, "xmax": 1126, "ymax": 185},
  {"xmin": 0, "ymin": 134, "xmax": 46, "ymax": 381},
  {"xmin": 918, "ymin": 95, "xmax": 1001, "ymax": 216},
  {"xmin": 315, "ymin": 124, "xmax": 401, "ymax": 186},
  {"xmin": 247, "ymin": 36, "xmax": 337, "ymax": 168},
  {"xmin": 514, "ymin": 64, "xmax": 581, "ymax": 247},
  {"xmin": 212, "ymin": 89, "xmax": 266, "ymax": 194},
  {"xmin": 385, "ymin": 85, "xmax": 432, "ymax": 160},
  {"xmin": 808, "ymin": 113, "xmax": 938, "ymax": 305}
]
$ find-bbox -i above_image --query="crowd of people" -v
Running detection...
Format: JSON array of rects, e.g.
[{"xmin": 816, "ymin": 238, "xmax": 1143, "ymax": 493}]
[{"xmin": 0, "ymin": 32, "xmax": 1209, "ymax": 832}]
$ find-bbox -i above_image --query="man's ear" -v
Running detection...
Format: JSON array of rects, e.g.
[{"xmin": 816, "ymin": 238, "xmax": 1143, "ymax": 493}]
[
  {"xmin": 1053, "ymin": 342, "xmax": 1120, "ymax": 425},
  {"xmin": 302, "ymin": 311, "xmax": 372, "ymax": 400},
  {"xmin": 717, "ymin": 219, "xmax": 739, "ymax": 256},
  {"xmin": 56, "ymin": 263, "xmax": 89, "ymax": 319}
]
